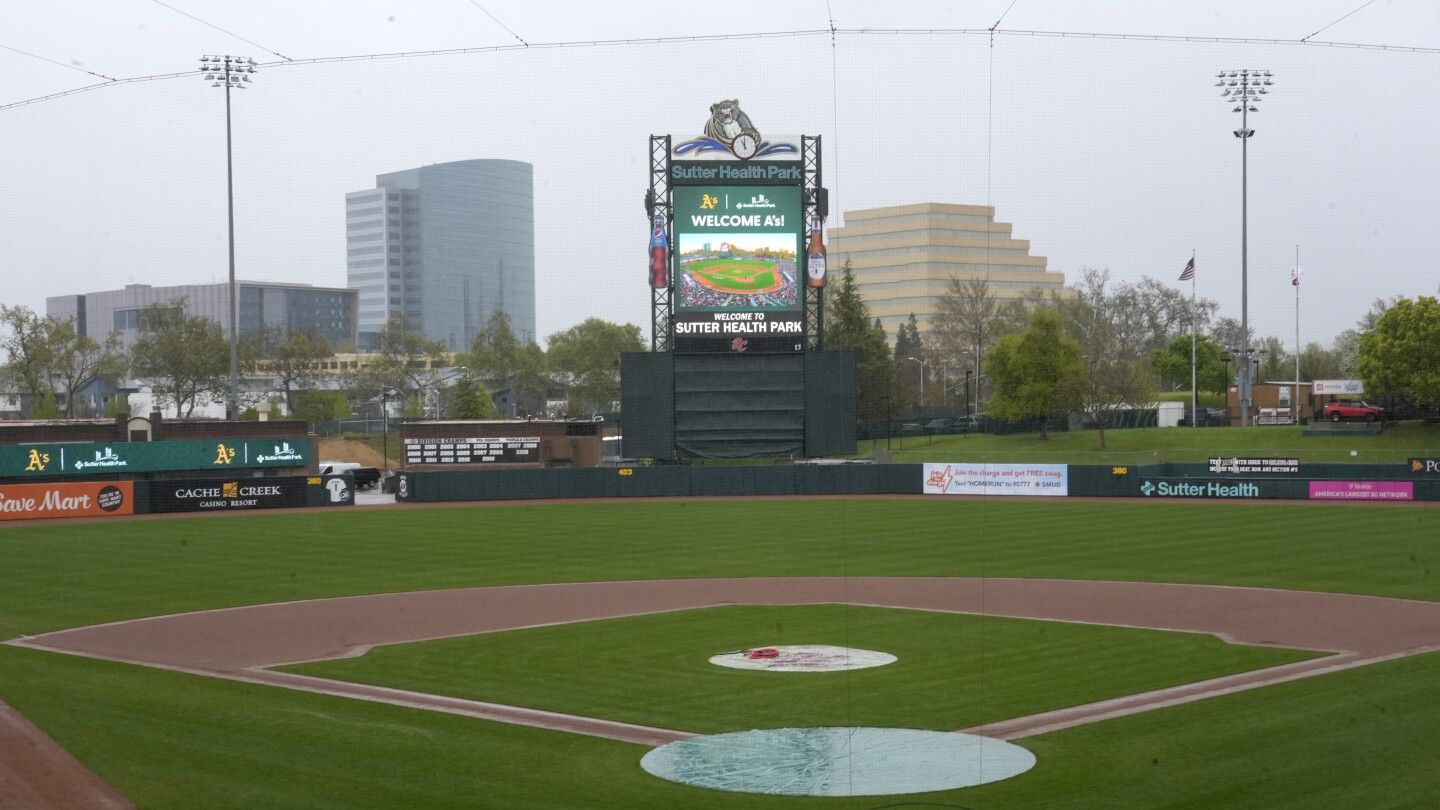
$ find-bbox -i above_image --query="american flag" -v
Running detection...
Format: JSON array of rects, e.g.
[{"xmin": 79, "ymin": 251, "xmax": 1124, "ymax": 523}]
[
  {"xmin": 1291, "ymin": 266, "xmax": 1302, "ymax": 287},
  {"xmin": 1178, "ymin": 257, "xmax": 1195, "ymax": 282}
]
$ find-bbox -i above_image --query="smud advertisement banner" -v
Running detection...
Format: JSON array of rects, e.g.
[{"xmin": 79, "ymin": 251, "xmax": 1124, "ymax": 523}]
[
  {"xmin": 0, "ymin": 480, "xmax": 133, "ymax": 521},
  {"xmin": 0, "ymin": 437, "xmax": 313, "ymax": 479},
  {"xmin": 922, "ymin": 463, "xmax": 1069, "ymax": 496},
  {"xmin": 672, "ymin": 184, "xmax": 805, "ymax": 353}
]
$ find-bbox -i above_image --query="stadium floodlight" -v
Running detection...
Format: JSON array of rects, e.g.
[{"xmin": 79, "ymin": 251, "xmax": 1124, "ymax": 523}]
[
  {"xmin": 1216, "ymin": 69, "xmax": 1274, "ymax": 427},
  {"xmin": 199, "ymin": 55, "xmax": 258, "ymax": 419}
]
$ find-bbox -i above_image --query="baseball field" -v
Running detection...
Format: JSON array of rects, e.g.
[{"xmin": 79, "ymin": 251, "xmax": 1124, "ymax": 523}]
[{"xmin": 3, "ymin": 497, "xmax": 1440, "ymax": 807}]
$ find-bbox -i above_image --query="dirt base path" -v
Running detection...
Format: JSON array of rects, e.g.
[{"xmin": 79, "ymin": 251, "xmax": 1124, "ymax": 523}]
[
  {"xmin": 10, "ymin": 578, "xmax": 1440, "ymax": 750},
  {"xmin": 0, "ymin": 700, "xmax": 135, "ymax": 810}
]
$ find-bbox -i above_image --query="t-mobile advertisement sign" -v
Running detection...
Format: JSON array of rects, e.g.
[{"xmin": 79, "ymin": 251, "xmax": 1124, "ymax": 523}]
[{"xmin": 1308, "ymin": 481, "xmax": 1414, "ymax": 501}]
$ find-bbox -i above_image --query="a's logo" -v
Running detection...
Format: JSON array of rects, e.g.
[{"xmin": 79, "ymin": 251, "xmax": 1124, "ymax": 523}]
[
  {"xmin": 1140, "ymin": 481, "xmax": 1156, "ymax": 496},
  {"xmin": 24, "ymin": 449, "xmax": 50, "ymax": 472},
  {"xmin": 213, "ymin": 443, "xmax": 237, "ymax": 465},
  {"xmin": 699, "ymin": 193, "xmax": 718, "ymax": 210},
  {"xmin": 730, "ymin": 337, "xmax": 749, "ymax": 353},
  {"xmin": 222, "ymin": 481, "xmax": 239, "ymax": 498},
  {"xmin": 75, "ymin": 447, "xmax": 127, "ymax": 471},
  {"xmin": 257, "ymin": 441, "xmax": 303, "ymax": 464},
  {"xmin": 673, "ymin": 100, "xmax": 798, "ymax": 159}
]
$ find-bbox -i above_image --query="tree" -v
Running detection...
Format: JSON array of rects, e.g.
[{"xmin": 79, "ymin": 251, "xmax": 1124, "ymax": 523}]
[
  {"xmin": 353, "ymin": 313, "xmax": 450, "ymax": 403},
  {"xmin": 249, "ymin": 326, "xmax": 333, "ymax": 414},
  {"xmin": 1208, "ymin": 317, "xmax": 1246, "ymax": 354},
  {"xmin": 463, "ymin": 310, "xmax": 548, "ymax": 410},
  {"xmin": 985, "ymin": 308, "xmax": 1085, "ymax": 439},
  {"xmin": 446, "ymin": 373, "xmax": 500, "ymax": 419},
  {"xmin": 1357, "ymin": 296, "xmax": 1440, "ymax": 408},
  {"xmin": 893, "ymin": 313, "xmax": 924, "ymax": 410},
  {"xmin": 929, "ymin": 277, "xmax": 1008, "ymax": 402},
  {"xmin": 130, "ymin": 303, "xmax": 231, "ymax": 417},
  {"xmin": 0, "ymin": 304, "xmax": 58, "ymax": 413},
  {"xmin": 48, "ymin": 320, "xmax": 127, "ymax": 417},
  {"xmin": 1254, "ymin": 336, "xmax": 1291, "ymax": 382},
  {"xmin": 295, "ymin": 390, "xmax": 350, "ymax": 425},
  {"xmin": 1297, "ymin": 342, "xmax": 1343, "ymax": 382},
  {"xmin": 545, "ymin": 318, "xmax": 644, "ymax": 415},
  {"xmin": 823, "ymin": 259, "xmax": 895, "ymax": 420},
  {"xmin": 1152, "ymin": 334, "xmax": 1227, "ymax": 395}
]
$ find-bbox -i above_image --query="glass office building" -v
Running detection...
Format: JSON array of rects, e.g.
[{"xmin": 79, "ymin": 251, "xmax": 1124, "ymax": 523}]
[{"xmin": 346, "ymin": 159, "xmax": 535, "ymax": 351}]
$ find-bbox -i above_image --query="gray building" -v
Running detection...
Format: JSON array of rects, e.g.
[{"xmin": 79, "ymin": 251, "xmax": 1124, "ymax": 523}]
[
  {"xmin": 347, "ymin": 159, "xmax": 535, "ymax": 351},
  {"xmin": 46, "ymin": 281, "xmax": 358, "ymax": 348}
]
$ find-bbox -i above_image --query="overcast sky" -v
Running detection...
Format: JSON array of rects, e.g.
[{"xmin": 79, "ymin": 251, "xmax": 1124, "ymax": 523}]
[{"xmin": 2, "ymin": 1, "xmax": 1437, "ymax": 348}]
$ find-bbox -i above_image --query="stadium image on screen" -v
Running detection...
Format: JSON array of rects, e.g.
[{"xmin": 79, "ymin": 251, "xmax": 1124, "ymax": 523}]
[{"xmin": 676, "ymin": 233, "xmax": 799, "ymax": 311}]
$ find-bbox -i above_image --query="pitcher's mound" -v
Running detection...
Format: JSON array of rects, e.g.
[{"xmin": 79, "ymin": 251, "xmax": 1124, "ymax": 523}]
[
  {"xmin": 641, "ymin": 727, "xmax": 1035, "ymax": 796},
  {"xmin": 709, "ymin": 645, "xmax": 895, "ymax": 672}
]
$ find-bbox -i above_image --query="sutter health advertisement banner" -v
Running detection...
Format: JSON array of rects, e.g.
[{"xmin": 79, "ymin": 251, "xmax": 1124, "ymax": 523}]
[
  {"xmin": 923, "ymin": 463, "xmax": 1068, "ymax": 496},
  {"xmin": 0, "ymin": 480, "xmax": 133, "ymax": 521}
]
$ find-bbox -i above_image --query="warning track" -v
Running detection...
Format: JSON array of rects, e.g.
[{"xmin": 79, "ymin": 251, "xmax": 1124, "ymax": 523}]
[{"xmin": 10, "ymin": 577, "xmax": 1440, "ymax": 750}]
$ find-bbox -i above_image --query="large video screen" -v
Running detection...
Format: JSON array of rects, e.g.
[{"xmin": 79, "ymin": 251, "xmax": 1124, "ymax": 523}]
[{"xmin": 673, "ymin": 185, "xmax": 804, "ymax": 353}]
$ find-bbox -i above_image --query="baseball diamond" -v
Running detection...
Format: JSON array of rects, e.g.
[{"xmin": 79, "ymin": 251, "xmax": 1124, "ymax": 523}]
[
  {"xmin": 684, "ymin": 258, "xmax": 787, "ymax": 295},
  {"xmin": 3, "ymin": 498, "xmax": 1440, "ymax": 807}
]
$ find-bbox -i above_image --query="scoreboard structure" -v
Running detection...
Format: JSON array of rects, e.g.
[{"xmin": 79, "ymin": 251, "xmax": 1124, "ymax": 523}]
[{"xmin": 623, "ymin": 102, "xmax": 855, "ymax": 460}]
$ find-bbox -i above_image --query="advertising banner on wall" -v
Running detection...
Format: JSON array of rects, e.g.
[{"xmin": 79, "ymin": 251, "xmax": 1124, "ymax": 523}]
[
  {"xmin": 922, "ymin": 463, "xmax": 1068, "ymax": 496},
  {"xmin": 0, "ymin": 480, "xmax": 133, "ymax": 521},
  {"xmin": 0, "ymin": 437, "xmax": 313, "ymax": 479},
  {"xmin": 147, "ymin": 475, "xmax": 350, "ymax": 513},
  {"xmin": 1207, "ymin": 457, "xmax": 1300, "ymax": 474},
  {"xmin": 1308, "ymin": 481, "xmax": 1414, "ymax": 501},
  {"xmin": 1138, "ymin": 479, "xmax": 1268, "ymax": 499},
  {"xmin": 1312, "ymin": 380, "xmax": 1364, "ymax": 396},
  {"xmin": 1408, "ymin": 458, "xmax": 1440, "ymax": 475},
  {"xmin": 672, "ymin": 184, "xmax": 805, "ymax": 353}
]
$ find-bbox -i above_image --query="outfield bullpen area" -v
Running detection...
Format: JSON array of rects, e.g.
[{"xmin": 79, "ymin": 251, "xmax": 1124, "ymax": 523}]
[{"xmin": 3, "ymin": 497, "xmax": 1440, "ymax": 807}]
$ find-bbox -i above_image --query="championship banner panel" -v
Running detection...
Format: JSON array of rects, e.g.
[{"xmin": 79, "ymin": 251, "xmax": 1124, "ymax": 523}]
[
  {"xmin": 922, "ymin": 463, "xmax": 1069, "ymax": 497},
  {"xmin": 673, "ymin": 184, "xmax": 804, "ymax": 353},
  {"xmin": 403, "ymin": 436, "xmax": 540, "ymax": 465}
]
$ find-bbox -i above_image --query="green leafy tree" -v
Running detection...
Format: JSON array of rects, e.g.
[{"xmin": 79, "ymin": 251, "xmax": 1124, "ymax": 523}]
[
  {"xmin": 0, "ymin": 304, "xmax": 58, "ymax": 413},
  {"xmin": 249, "ymin": 326, "xmax": 333, "ymax": 414},
  {"xmin": 1358, "ymin": 295, "xmax": 1440, "ymax": 407},
  {"xmin": 1297, "ymin": 341, "xmax": 1343, "ymax": 382},
  {"xmin": 893, "ymin": 313, "xmax": 924, "ymax": 409},
  {"xmin": 545, "ymin": 318, "xmax": 644, "ymax": 415},
  {"xmin": 130, "ymin": 302, "xmax": 232, "ymax": 417},
  {"xmin": 1152, "ymin": 334, "xmax": 1228, "ymax": 395},
  {"xmin": 295, "ymin": 390, "xmax": 351, "ymax": 425},
  {"xmin": 446, "ymin": 373, "xmax": 500, "ymax": 419},
  {"xmin": 823, "ymin": 259, "xmax": 895, "ymax": 420},
  {"xmin": 463, "ymin": 310, "xmax": 548, "ymax": 408},
  {"xmin": 985, "ymin": 308, "xmax": 1085, "ymax": 439},
  {"xmin": 1255, "ymin": 336, "xmax": 1292, "ymax": 382}
]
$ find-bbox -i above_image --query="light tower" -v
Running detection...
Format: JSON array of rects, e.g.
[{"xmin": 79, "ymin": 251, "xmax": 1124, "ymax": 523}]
[
  {"xmin": 1216, "ymin": 68, "xmax": 1274, "ymax": 427},
  {"xmin": 199, "ymin": 55, "xmax": 257, "ymax": 419}
]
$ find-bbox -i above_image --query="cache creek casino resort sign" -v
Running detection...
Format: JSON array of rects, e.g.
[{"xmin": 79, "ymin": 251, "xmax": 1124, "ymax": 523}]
[{"xmin": 655, "ymin": 100, "xmax": 827, "ymax": 353}]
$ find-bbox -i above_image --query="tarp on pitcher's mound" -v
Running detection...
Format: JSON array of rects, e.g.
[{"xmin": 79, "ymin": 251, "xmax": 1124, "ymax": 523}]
[{"xmin": 709, "ymin": 645, "xmax": 895, "ymax": 672}]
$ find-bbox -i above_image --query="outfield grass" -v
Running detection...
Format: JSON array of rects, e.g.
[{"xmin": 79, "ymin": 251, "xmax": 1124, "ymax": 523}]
[
  {"xmin": 285, "ymin": 604, "xmax": 1315, "ymax": 734},
  {"xmin": 868, "ymin": 420, "xmax": 1440, "ymax": 464},
  {"xmin": 2, "ymin": 499, "xmax": 1439, "ymax": 807}
]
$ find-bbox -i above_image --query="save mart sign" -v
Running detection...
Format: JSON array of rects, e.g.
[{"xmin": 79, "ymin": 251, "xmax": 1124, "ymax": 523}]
[{"xmin": 0, "ymin": 437, "xmax": 313, "ymax": 478}]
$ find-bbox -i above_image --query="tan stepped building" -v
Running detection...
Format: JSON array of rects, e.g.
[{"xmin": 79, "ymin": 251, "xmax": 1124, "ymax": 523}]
[{"xmin": 827, "ymin": 203, "xmax": 1066, "ymax": 343}]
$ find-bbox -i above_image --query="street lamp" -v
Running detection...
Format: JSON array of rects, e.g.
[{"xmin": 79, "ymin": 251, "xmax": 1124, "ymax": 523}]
[
  {"xmin": 380, "ymin": 387, "xmax": 396, "ymax": 473},
  {"xmin": 200, "ymin": 55, "xmax": 257, "ymax": 419},
  {"xmin": 905, "ymin": 357, "xmax": 927, "ymax": 411},
  {"xmin": 1216, "ymin": 68, "xmax": 1274, "ymax": 426}
]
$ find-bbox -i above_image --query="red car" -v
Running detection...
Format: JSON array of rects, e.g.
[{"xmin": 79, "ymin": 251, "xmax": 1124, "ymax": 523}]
[{"xmin": 1322, "ymin": 400, "xmax": 1384, "ymax": 422}]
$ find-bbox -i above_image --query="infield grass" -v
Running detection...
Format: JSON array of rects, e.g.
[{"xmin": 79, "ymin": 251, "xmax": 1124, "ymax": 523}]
[
  {"xmin": 2, "ymin": 498, "xmax": 1439, "ymax": 807},
  {"xmin": 283, "ymin": 604, "xmax": 1316, "ymax": 733}
]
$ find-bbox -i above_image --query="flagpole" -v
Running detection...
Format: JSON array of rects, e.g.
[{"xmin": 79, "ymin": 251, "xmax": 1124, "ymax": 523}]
[
  {"xmin": 1191, "ymin": 249, "xmax": 1198, "ymax": 429},
  {"xmin": 1294, "ymin": 243, "xmax": 1300, "ymax": 424}
]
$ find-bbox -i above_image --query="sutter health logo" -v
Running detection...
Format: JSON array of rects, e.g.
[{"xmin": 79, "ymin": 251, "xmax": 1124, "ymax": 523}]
[
  {"xmin": 1141, "ymin": 480, "xmax": 1260, "ymax": 498},
  {"xmin": 257, "ymin": 441, "xmax": 304, "ymax": 464}
]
